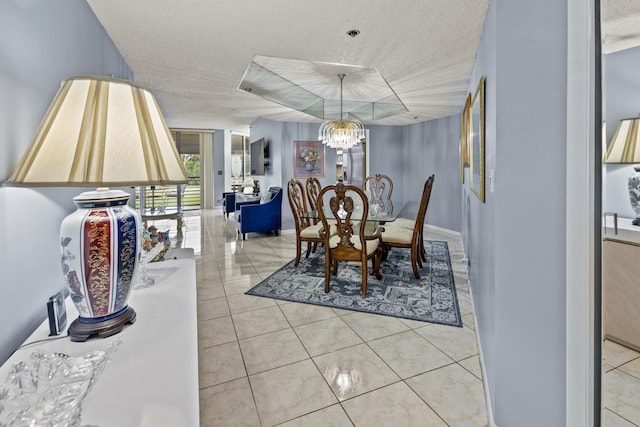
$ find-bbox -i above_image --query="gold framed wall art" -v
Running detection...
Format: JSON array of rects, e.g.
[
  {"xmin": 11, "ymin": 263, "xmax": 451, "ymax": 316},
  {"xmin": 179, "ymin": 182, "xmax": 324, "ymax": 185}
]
[
  {"xmin": 470, "ymin": 76, "xmax": 486, "ymax": 202},
  {"xmin": 294, "ymin": 140, "xmax": 325, "ymax": 178},
  {"xmin": 460, "ymin": 92, "xmax": 471, "ymax": 183}
]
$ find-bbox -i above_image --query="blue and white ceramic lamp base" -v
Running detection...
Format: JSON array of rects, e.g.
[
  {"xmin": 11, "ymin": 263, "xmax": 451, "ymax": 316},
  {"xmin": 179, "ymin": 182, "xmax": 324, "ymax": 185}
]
[{"xmin": 60, "ymin": 189, "xmax": 140, "ymax": 341}]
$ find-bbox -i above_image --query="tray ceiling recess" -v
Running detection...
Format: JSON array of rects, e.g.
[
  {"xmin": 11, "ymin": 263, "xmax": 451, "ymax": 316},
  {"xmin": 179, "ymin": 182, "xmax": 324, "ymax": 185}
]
[{"xmin": 238, "ymin": 55, "xmax": 408, "ymax": 122}]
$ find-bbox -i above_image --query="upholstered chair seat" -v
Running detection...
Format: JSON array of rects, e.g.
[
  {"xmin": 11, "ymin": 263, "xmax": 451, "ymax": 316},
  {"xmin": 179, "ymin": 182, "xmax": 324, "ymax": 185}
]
[
  {"xmin": 378, "ymin": 225, "xmax": 413, "ymax": 245},
  {"xmin": 380, "ymin": 175, "xmax": 434, "ymax": 279},
  {"xmin": 328, "ymin": 234, "xmax": 380, "ymax": 256},
  {"xmin": 299, "ymin": 222, "xmax": 325, "ymax": 239},
  {"xmin": 390, "ymin": 217, "xmax": 415, "ymax": 230}
]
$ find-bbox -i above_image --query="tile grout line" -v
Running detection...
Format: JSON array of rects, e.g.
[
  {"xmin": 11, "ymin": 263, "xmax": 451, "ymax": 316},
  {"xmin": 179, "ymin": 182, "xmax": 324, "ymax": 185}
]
[
  {"xmin": 200, "ymin": 213, "xmax": 265, "ymax": 426},
  {"xmin": 194, "ymin": 209, "xmax": 489, "ymax": 426}
]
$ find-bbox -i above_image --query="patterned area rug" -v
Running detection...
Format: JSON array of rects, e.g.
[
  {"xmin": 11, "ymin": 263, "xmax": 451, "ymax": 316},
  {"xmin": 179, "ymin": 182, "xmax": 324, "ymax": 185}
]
[{"xmin": 246, "ymin": 240, "xmax": 462, "ymax": 327}]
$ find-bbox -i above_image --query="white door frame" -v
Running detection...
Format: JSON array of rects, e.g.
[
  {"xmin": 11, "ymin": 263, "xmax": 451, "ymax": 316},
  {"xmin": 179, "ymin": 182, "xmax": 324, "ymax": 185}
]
[{"xmin": 566, "ymin": 0, "xmax": 598, "ymax": 425}]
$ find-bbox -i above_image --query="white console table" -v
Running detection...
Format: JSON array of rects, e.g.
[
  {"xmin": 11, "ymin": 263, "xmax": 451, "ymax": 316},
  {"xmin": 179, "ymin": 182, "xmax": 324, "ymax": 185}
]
[
  {"xmin": 603, "ymin": 215, "xmax": 640, "ymax": 351},
  {"xmin": 0, "ymin": 255, "xmax": 199, "ymax": 426}
]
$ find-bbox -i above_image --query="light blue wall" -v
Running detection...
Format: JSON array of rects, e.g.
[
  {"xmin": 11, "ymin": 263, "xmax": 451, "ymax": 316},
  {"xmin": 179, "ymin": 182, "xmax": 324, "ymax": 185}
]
[
  {"xmin": 464, "ymin": 0, "xmax": 498, "ymax": 413},
  {"xmin": 604, "ymin": 46, "xmax": 640, "ymax": 144},
  {"xmin": 251, "ymin": 118, "xmax": 293, "ymax": 195},
  {"xmin": 464, "ymin": 0, "xmax": 568, "ymax": 424},
  {"xmin": 250, "ymin": 117, "xmax": 462, "ymax": 232},
  {"xmin": 0, "ymin": 0, "xmax": 132, "ymax": 364},
  {"xmin": 367, "ymin": 124, "xmax": 405, "ymax": 181},
  {"xmin": 401, "ymin": 117, "xmax": 462, "ymax": 231},
  {"xmin": 213, "ymin": 129, "xmax": 225, "ymax": 206},
  {"xmin": 250, "ymin": 119, "xmax": 327, "ymax": 230}
]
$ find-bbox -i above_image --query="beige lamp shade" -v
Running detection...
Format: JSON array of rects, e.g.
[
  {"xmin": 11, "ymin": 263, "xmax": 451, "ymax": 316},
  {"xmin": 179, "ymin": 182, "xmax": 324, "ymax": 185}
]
[
  {"xmin": 7, "ymin": 76, "xmax": 187, "ymax": 186},
  {"xmin": 5, "ymin": 76, "xmax": 188, "ymax": 342},
  {"xmin": 604, "ymin": 118, "xmax": 640, "ymax": 164},
  {"xmin": 604, "ymin": 117, "xmax": 640, "ymax": 225}
]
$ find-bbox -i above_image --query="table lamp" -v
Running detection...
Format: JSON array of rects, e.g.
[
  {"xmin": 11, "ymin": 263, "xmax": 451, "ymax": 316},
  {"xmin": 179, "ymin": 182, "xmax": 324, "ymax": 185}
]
[
  {"xmin": 604, "ymin": 117, "xmax": 640, "ymax": 225},
  {"xmin": 6, "ymin": 76, "xmax": 187, "ymax": 341}
]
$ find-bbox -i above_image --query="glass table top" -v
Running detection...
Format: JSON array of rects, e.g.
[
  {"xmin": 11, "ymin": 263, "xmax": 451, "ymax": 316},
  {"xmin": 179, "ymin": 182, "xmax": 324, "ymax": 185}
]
[{"xmin": 304, "ymin": 199, "xmax": 408, "ymax": 223}]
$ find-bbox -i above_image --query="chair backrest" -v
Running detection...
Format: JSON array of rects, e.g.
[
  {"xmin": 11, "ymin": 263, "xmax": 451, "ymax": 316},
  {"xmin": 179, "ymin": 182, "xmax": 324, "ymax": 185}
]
[
  {"xmin": 412, "ymin": 175, "xmax": 435, "ymax": 240},
  {"xmin": 305, "ymin": 177, "xmax": 322, "ymax": 224},
  {"xmin": 222, "ymin": 192, "xmax": 235, "ymax": 212},
  {"xmin": 287, "ymin": 179, "xmax": 312, "ymax": 231},
  {"xmin": 318, "ymin": 181, "xmax": 369, "ymax": 255},
  {"xmin": 363, "ymin": 173, "xmax": 393, "ymax": 216},
  {"xmin": 267, "ymin": 187, "xmax": 283, "ymax": 205},
  {"xmin": 305, "ymin": 177, "xmax": 322, "ymax": 211}
]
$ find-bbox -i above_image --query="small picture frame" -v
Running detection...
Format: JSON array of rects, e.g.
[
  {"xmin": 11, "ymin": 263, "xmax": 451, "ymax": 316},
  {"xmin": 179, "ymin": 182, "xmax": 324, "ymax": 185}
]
[
  {"xmin": 47, "ymin": 291, "xmax": 67, "ymax": 336},
  {"xmin": 294, "ymin": 140, "xmax": 325, "ymax": 178}
]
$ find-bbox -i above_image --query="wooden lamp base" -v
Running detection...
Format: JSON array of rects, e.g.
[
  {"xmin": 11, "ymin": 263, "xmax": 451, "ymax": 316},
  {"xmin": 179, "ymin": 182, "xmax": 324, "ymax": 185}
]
[{"xmin": 68, "ymin": 306, "xmax": 137, "ymax": 342}]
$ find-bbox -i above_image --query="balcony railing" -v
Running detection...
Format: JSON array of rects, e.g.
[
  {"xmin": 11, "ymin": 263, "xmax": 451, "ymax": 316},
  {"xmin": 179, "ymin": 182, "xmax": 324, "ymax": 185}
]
[
  {"xmin": 136, "ymin": 177, "xmax": 201, "ymax": 211},
  {"xmin": 182, "ymin": 184, "xmax": 201, "ymax": 210}
]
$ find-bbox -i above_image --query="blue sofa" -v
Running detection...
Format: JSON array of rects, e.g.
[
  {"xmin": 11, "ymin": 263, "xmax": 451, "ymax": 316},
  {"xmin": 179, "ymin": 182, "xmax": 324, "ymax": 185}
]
[
  {"xmin": 222, "ymin": 192, "xmax": 236, "ymax": 218},
  {"xmin": 236, "ymin": 187, "xmax": 282, "ymax": 240}
]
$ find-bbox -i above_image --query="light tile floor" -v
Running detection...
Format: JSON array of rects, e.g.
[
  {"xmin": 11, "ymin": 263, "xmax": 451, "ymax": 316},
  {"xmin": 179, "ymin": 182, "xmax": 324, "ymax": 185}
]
[
  {"xmin": 153, "ymin": 209, "xmax": 640, "ymax": 426},
  {"xmin": 153, "ymin": 208, "xmax": 489, "ymax": 426}
]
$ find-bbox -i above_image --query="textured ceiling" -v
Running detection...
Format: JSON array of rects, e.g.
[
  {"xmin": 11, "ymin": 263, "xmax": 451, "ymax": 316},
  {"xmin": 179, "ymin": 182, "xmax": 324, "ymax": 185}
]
[
  {"xmin": 86, "ymin": 0, "xmax": 490, "ymax": 132},
  {"xmin": 238, "ymin": 56, "xmax": 409, "ymax": 121},
  {"xmin": 602, "ymin": 0, "xmax": 640, "ymax": 54},
  {"xmin": 86, "ymin": 1, "xmax": 637, "ymax": 132}
]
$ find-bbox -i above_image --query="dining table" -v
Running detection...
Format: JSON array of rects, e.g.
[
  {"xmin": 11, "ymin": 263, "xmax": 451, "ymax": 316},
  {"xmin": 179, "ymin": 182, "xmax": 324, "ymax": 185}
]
[{"xmin": 303, "ymin": 193, "xmax": 408, "ymax": 224}]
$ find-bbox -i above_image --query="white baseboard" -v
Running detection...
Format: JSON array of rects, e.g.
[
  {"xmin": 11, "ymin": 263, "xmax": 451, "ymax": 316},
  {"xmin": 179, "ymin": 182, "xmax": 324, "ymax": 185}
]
[
  {"xmin": 456, "ymin": 225, "xmax": 497, "ymax": 426},
  {"xmin": 424, "ymin": 223, "xmax": 462, "ymax": 238},
  {"xmin": 467, "ymin": 283, "xmax": 498, "ymax": 427}
]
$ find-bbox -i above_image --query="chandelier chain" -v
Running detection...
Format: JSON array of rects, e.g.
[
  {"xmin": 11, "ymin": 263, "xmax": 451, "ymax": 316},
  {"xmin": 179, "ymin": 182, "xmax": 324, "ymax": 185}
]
[{"xmin": 318, "ymin": 73, "xmax": 365, "ymax": 150}]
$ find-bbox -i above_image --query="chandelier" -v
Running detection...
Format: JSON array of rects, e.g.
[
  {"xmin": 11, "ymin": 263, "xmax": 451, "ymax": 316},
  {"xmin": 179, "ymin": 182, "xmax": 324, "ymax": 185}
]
[{"xmin": 318, "ymin": 74, "xmax": 365, "ymax": 149}]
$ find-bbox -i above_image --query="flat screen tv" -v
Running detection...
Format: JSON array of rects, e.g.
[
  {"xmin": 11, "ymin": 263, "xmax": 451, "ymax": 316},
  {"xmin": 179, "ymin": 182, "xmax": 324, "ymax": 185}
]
[{"xmin": 250, "ymin": 137, "xmax": 268, "ymax": 175}]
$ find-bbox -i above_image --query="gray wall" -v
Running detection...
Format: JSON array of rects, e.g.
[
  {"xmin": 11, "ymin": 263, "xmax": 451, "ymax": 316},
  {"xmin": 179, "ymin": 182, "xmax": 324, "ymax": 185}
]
[
  {"xmin": 251, "ymin": 117, "xmax": 462, "ymax": 232},
  {"xmin": 250, "ymin": 119, "xmax": 325, "ymax": 230},
  {"xmin": 604, "ymin": 46, "xmax": 640, "ymax": 144},
  {"xmin": 401, "ymin": 117, "xmax": 462, "ymax": 232},
  {"xmin": 463, "ymin": 0, "xmax": 568, "ymax": 425},
  {"xmin": 213, "ymin": 129, "xmax": 225, "ymax": 206},
  {"xmin": 0, "ymin": 1, "xmax": 132, "ymax": 364},
  {"xmin": 251, "ymin": 118, "xmax": 290, "ymax": 194}
]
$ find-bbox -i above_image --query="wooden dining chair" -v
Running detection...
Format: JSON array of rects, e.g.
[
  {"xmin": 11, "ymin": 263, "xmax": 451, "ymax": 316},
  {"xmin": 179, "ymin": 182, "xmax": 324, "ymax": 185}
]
[
  {"xmin": 363, "ymin": 173, "xmax": 393, "ymax": 217},
  {"xmin": 306, "ymin": 176, "xmax": 338, "ymax": 227},
  {"xmin": 317, "ymin": 181, "xmax": 384, "ymax": 297},
  {"xmin": 287, "ymin": 179, "xmax": 325, "ymax": 266},
  {"xmin": 305, "ymin": 177, "xmax": 330, "ymax": 253},
  {"xmin": 305, "ymin": 177, "xmax": 322, "ymax": 223},
  {"xmin": 380, "ymin": 175, "xmax": 434, "ymax": 279}
]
